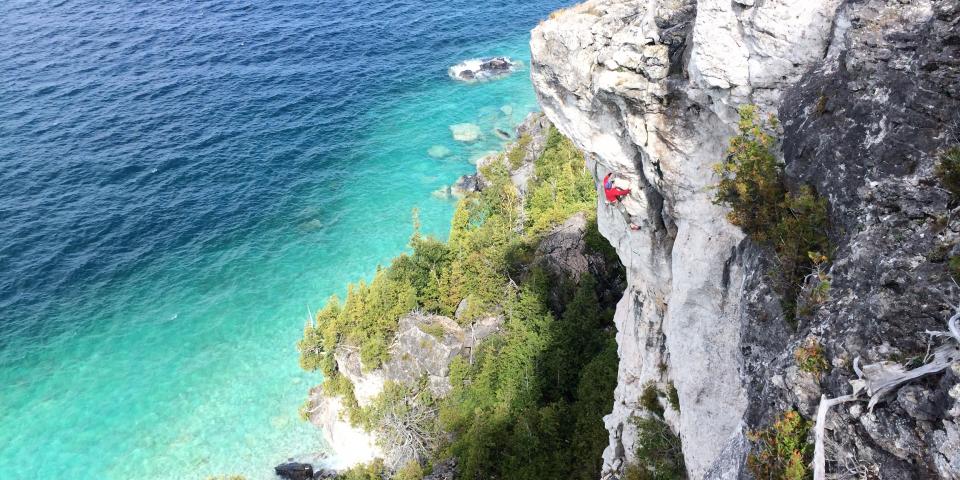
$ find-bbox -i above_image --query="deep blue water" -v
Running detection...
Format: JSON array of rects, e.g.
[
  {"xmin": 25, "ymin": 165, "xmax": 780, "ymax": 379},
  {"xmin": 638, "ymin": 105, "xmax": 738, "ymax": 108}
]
[{"xmin": 0, "ymin": 1, "xmax": 568, "ymax": 478}]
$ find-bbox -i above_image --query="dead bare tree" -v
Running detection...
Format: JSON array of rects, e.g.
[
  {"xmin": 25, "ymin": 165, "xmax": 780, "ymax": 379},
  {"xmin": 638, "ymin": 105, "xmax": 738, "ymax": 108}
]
[
  {"xmin": 373, "ymin": 386, "xmax": 440, "ymax": 471},
  {"xmin": 812, "ymin": 307, "xmax": 960, "ymax": 480}
]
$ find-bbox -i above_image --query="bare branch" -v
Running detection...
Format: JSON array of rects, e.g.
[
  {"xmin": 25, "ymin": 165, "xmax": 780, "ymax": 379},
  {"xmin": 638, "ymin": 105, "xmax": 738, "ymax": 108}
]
[{"xmin": 812, "ymin": 307, "xmax": 960, "ymax": 480}]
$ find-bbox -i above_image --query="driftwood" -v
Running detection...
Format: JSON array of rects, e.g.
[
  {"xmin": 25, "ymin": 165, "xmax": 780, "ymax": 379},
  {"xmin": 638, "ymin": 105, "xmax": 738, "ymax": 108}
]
[{"xmin": 812, "ymin": 308, "xmax": 960, "ymax": 480}]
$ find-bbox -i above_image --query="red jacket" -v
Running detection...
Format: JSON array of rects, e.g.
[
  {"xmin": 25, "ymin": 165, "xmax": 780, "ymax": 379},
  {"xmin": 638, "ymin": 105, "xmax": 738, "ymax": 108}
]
[{"xmin": 603, "ymin": 174, "xmax": 631, "ymax": 202}]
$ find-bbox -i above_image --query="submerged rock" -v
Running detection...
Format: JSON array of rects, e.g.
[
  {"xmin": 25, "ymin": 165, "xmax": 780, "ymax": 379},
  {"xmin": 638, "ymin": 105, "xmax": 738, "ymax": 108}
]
[
  {"xmin": 427, "ymin": 145, "xmax": 452, "ymax": 158},
  {"xmin": 298, "ymin": 219, "xmax": 323, "ymax": 232},
  {"xmin": 449, "ymin": 123, "xmax": 481, "ymax": 142}
]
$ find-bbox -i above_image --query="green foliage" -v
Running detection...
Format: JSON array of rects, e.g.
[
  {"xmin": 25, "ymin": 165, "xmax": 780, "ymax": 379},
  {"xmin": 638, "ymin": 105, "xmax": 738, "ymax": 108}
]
[
  {"xmin": 206, "ymin": 476, "xmax": 246, "ymax": 480},
  {"xmin": 666, "ymin": 383, "xmax": 680, "ymax": 413},
  {"xmin": 298, "ymin": 125, "xmax": 620, "ymax": 480},
  {"xmin": 794, "ymin": 338, "xmax": 829, "ymax": 380},
  {"xmin": 298, "ymin": 267, "xmax": 417, "ymax": 373},
  {"xmin": 747, "ymin": 410, "xmax": 812, "ymax": 480},
  {"xmin": 420, "ymin": 321, "xmax": 447, "ymax": 339},
  {"xmin": 774, "ymin": 189, "xmax": 831, "ymax": 323},
  {"xmin": 440, "ymin": 276, "xmax": 618, "ymax": 480},
  {"xmin": 714, "ymin": 105, "xmax": 784, "ymax": 239},
  {"xmin": 713, "ymin": 105, "xmax": 831, "ymax": 325},
  {"xmin": 359, "ymin": 380, "xmax": 438, "ymax": 437},
  {"xmin": 508, "ymin": 134, "xmax": 533, "ymax": 169},
  {"xmin": 393, "ymin": 460, "xmax": 426, "ymax": 480},
  {"xmin": 527, "ymin": 127, "xmax": 597, "ymax": 234},
  {"xmin": 796, "ymin": 252, "xmax": 831, "ymax": 318},
  {"xmin": 336, "ymin": 459, "xmax": 386, "ymax": 480},
  {"xmin": 935, "ymin": 147, "xmax": 960, "ymax": 198},
  {"xmin": 324, "ymin": 373, "xmax": 364, "ymax": 425},
  {"xmin": 585, "ymin": 214, "xmax": 620, "ymax": 266},
  {"xmin": 391, "ymin": 234, "xmax": 452, "ymax": 313},
  {"xmin": 570, "ymin": 339, "xmax": 620, "ymax": 476},
  {"xmin": 298, "ymin": 399, "xmax": 312, "ymax": 422},
  {"xmin": 640, "ymin": 383, "xmax": 664, "ymax": 418},
  {"xmin": 623, "ymin": 416, "xmax": 686, "ymax": 480},
  {"xmin": 949, "ymin": 255, "xmax": 960, "ymax": 283}
]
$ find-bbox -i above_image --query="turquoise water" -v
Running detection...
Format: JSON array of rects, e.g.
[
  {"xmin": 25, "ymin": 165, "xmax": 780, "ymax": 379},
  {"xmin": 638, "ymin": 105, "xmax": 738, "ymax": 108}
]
[{"xmin": 0, "ymin": 1, "xmax": 567, "ymax": 478}]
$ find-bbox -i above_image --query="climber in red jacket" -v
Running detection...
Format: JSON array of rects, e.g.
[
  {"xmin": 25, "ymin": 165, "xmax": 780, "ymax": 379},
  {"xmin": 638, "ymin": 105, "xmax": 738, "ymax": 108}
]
[
  {"xmin": 603, "ymin": 173, "xmax": 631, "ymax": 204},
  {"xmin": 602, "ymin": 173, "xmax": 641, "ymax": 231}
]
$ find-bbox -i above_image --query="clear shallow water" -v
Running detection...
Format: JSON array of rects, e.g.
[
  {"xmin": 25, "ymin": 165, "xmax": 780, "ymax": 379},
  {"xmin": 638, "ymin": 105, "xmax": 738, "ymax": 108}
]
[{"xmin": 0, "ymin": 1, "xmax": 568, "ymax": 478}]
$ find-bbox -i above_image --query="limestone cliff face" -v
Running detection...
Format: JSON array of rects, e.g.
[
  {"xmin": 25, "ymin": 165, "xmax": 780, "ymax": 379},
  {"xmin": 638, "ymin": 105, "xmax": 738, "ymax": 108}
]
[{"xmin": 531, "ymin": 1, "xmax": 960, "ymax": 478}]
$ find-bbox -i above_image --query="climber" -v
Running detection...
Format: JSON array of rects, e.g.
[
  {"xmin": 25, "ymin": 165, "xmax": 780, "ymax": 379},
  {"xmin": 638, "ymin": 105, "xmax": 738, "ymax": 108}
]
[
  {"xmin": 602, "ymin": 173, "xmax": 631, "ymax": 204},
  {"xmin": 602, "ymin": 173, "xmax": 641, "ymax": 231}
]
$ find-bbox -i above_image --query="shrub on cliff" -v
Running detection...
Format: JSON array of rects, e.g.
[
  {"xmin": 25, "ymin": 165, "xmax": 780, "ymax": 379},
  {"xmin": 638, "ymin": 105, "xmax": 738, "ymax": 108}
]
[
  {"xmin": 640, "ymin": 383, "xmax": 664, "ymax": 418},
  {"xmin": 714, "ymin": 105, "xmax": 831, "ymax": 324},
  {"xmin": 935, "ymin": 146, "xmax": 960, "ymax": 198},
  {"xmin": 622, "ymin": 416, "xmax": 685, "ymax": 480},
  {"xmin": 714, "ymin": 105, "xmax": 785, "ymax": 240},
  {"xmin": 746, "ymin": 410, "xmax": 812, "ymax": 480},
  {"xmin": 507, "ymin": 133, "xmax": 532, "ymax": 169},
  {"xmin": 334, "ymin": 459, "xmax": 387, "ymax": 480},
  {"xmin": 794, "ymin": 337, "xmax": 829, "ymax": 380}
]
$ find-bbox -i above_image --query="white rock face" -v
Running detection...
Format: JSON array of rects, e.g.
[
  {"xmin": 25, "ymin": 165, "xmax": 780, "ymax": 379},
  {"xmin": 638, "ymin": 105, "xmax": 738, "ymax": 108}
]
[
  {"xmin": 309, "ymin": 390, "xmax": 383, "ymax": 468},
  {"xmin": 530, "ymin": 1, "xmax": 843, "ymax": 477}
]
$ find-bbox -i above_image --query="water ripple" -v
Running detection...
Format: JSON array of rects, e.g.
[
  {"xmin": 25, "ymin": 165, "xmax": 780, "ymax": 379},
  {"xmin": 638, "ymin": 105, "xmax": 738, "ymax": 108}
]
[{"xmin": 0, "ymin": 0, "xmax": 570, "ymax": 477}]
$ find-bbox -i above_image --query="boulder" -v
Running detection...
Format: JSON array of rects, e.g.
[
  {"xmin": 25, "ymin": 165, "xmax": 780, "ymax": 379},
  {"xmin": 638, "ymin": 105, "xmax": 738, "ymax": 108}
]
[
  {"xmin": 452, "ymin": 174, "xmax": 484, "ymax": 197},
  {"xmin": 535, "ymin": 212, "xmax": 593, "ymax": 283},
  {"xmin": 423, "ymin": 458, "xmax": 458, "ymax": 480},
  {"xmin": 448, "ymin": 57, "xmax": 520, "ymax": 82},
  {"xmin": 480, "ymin": 57, "xmax": 513, "ymax": 73},
  {"xmin": 274, "ymin": 462, "xmax": 313, "ymax": 480}
]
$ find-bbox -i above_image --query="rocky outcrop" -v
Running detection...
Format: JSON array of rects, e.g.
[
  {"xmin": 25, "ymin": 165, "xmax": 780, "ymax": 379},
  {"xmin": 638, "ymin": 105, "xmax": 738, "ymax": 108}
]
[
  {"xmin": 536, "ymin": 213, "xmax": 597, "ymax": 284},
  {"xmin": 531, "ymin": 0, "xmax": 960, "ymax": 479},
  {"xmin": 448, "ymin": 57, "xmax": 521, "ymax": 82},
  {"xmin": 307, "ymin": 311, "xmax": 502, "ymax": 467}
]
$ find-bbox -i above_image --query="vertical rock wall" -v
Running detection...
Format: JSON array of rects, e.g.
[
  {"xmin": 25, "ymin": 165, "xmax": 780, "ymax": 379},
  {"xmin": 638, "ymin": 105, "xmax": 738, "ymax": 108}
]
[{"xmin": 531, "ymin": 0, "xmax": 960, "ymax": 478}]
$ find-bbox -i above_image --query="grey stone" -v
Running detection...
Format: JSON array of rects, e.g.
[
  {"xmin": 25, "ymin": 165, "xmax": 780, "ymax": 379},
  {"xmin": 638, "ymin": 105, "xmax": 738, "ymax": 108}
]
[{"xmin": 274, "ymin": 462, "xmax": 313, "ymax": 480}]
